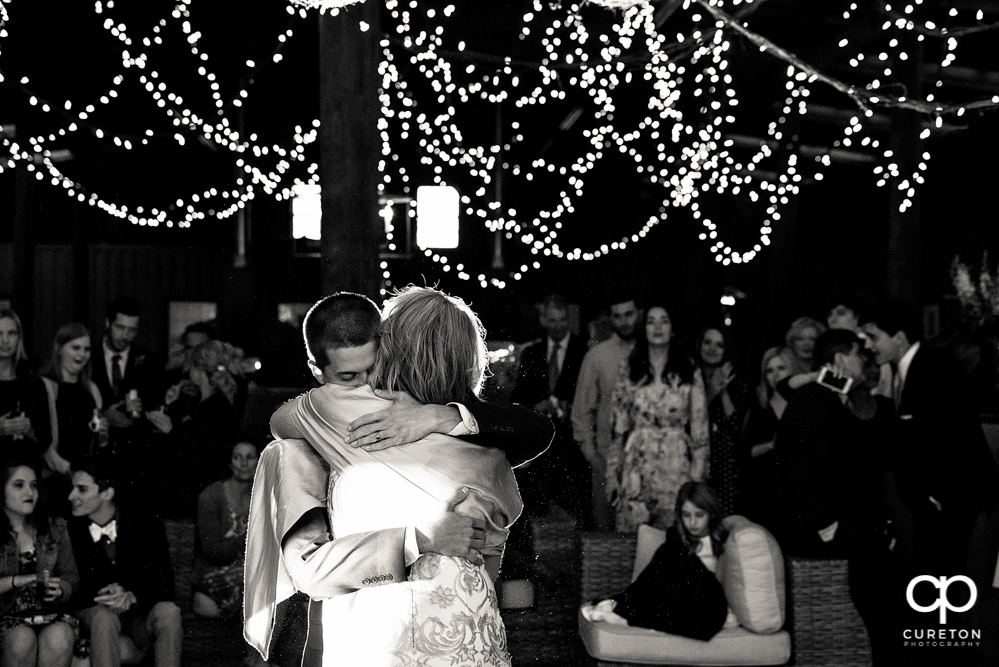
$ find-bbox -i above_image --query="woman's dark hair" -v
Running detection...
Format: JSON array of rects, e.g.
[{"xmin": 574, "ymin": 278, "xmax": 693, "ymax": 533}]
[
  {"xmin": 694, "ymin": 326, "xmax": 728, "ymax": 366},
  {"xmin": 0, "ymin": 458, "xmax": 52, "ymax": 545},
  {"xmin": 627, "ymin": 305, "xmax": 694, "ymax": 385},
  {"xmin": 675, "ymin": 481, "xmax": 728, "ymax": 557}
]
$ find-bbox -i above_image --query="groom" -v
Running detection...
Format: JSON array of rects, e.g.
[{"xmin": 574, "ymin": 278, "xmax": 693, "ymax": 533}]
[{"xmin": 244, "ymin": 292, "xmax": 553, "ymax": 666}]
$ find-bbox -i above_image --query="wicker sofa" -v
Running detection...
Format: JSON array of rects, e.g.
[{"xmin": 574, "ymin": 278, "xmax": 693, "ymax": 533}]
[
  {"xmin": 579, "ymin": 516, "xmax": 791, "ymax": 666},
  {"xmin": 578, "ymin": 517, "xmax": 874, "ymax": 667}
]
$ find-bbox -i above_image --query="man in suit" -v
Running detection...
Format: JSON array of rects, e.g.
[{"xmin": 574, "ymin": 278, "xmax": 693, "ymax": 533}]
[
  {"xmin": 244, "ymin": 292, "xmax": 553, "ymax": 666},
  {"xmin": 511, "ymin": 294, "xmax": 589, "ymax": 526},
  {"xmin": 93, "ymin": 297, "xmax": 164, "ymax": 425},
  {"xmin": 92, "ymin": 297, "xmax": 165, "ymax": 506},
  {"xmin": 67, "ymin": 457, "xmax": 182, "ymax": 667},
  {"xmin": 572, "ymin": 293, "xmax": 639, "ymax": 530},
  {"xmin": 861, "ymin": 299, "xmax": 999, "ymax": 575},
  {"xmin": 773, "ymin": 329, "xmax": 895, "ymax": 664}
]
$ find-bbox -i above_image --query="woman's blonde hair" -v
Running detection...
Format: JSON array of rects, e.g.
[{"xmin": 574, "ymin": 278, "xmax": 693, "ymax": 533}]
[
  {"xmin": 0, "ymin": 308, "xmax": 28, "ymax": 369},
  {"xmin": 369, "ymin": 286, "xmax": 488, "ymax": 405},
  {"xmin": 756, "ymin": 346, "xmax": 794, "ymax": 409}
]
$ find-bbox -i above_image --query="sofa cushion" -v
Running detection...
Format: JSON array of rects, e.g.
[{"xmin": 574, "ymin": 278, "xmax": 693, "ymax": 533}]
[
  {"xmin": 578, "ymin": 608, "xmax": 792, "ymax": 665},
  {"xmin": 716, "ymin": 515, "xmax": 785, "ymax": 634}
]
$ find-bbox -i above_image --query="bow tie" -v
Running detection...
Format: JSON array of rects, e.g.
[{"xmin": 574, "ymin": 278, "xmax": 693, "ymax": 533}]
[{"xmin": 89, "ymin": 520, "xmax": 117, "ymax": 544}]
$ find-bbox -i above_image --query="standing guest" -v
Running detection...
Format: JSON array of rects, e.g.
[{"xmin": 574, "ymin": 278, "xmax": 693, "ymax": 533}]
[
  {"xmin": 695, "ymin": 327, "xmax": 749, "ymax": 516},
  {"xmin": 610, "ymin": 305, "xmax": 709, "ymax": 532},
  {"xmin": 739, "ymin": 347, "xmax": 794, "ymax": 528},
  {"xmin": 510, "ymin": 294, "xmax": 589, "ymax": 524},
  {"xmin": 180, "ymin": 341, "xmax": 246, "ymax": 501},
  {"xmin": 861, "ymin": 300, "xmax": 999, "ymax": 575},
  {"xmin": 39, "ymin": 325, "xmax": 108, "ymax": 513},
  {"xmin": 783, "ymin": 316, "xmax": 825, "ymax": 377},
  {"xmin": 0, "ymin": 459, "xmax": 78, "ymax": 667},
  {"xmin": 164, "ymin": 321, "xmax": 216, "ymax": 383},
  {"xmin": 0, "ymin": 309, "xmax": 52, "ymax": 462},
  {"xmin": 67, "ymin": 457, "xmax": 182, "ymax": 667},
  {"xmin": 824, "ymin": 292, "xmax": 892, "ymax": 397},
  {"xmin": 773, "ymin": 329, "xmax": 895, "ymax": 664},
  {"xmin": 91, "ymin": 298, "xmax": 163, "ymax": 436},
  {"xmin": 572, "ymin": 294, "xmax": 639, "ymax": 530},
  {"xmin": 582, "ymin": 481, "xmax": 729, "ymax": 640}
]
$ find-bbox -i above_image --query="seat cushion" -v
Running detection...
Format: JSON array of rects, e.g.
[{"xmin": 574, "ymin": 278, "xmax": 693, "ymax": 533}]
[
  {"xmin": 716, "ymin": 515, "xmax": 785, "ymax": 634},
  {"xmin": 578, "ymin": 608, "xmax": 792, "ymax": 665}
]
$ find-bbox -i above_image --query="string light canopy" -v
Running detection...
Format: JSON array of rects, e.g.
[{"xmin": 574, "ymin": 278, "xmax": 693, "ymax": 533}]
[
  {"xmin": 2, "ymin": 0, "xmax": 998, "ymax": 287},
  {"xmin": 287, "ymin": 0, "xmax": 366, "ymax": 10},
  {"xmin": 587, "ymin": 0, "xmax": 650, "ymax": 9}
]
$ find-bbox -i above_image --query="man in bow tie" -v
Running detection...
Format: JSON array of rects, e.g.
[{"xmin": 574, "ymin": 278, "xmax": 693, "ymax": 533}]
[{"xmin": 67, "ymin": 457, "xmax": 182, "ymax": 667}]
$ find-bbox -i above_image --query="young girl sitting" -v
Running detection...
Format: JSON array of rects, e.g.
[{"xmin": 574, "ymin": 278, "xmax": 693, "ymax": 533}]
[{"xmin": 583, "ymin": 481, "xmax": 730, "ymax": 641}]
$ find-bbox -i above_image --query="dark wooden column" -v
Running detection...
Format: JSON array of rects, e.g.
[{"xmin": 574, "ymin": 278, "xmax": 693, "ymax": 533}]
[
  {"xmin": 11, "ymin": 164, "xmax": 34, "ymax": 328},
  {"xmin": 318, "ymin": 3, "xmax": 382, "ymax": 298}
]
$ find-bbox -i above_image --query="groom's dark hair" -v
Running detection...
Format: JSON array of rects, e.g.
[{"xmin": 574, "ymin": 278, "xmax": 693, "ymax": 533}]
[{"xmin": 303, "ymin": 292, "xmax": 381, "ymax": 369}]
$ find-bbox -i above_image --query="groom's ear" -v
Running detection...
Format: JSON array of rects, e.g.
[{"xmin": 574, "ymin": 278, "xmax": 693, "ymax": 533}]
[{"xmin": 307, "ymin": 359, "xmax": 324, "ymax": 382}]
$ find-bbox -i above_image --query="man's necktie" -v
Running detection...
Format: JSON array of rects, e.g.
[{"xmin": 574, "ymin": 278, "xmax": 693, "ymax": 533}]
[
  {"xmin": 89, "ymin": 519, "xmax": 117, "ymax": 544},
  {"xmin": 111, "ymin": 354, "xmax": 123, "ymax": 397},
  {"xmin": 548, "ymin": 341, "xmax": 560, "ymax": 394}
]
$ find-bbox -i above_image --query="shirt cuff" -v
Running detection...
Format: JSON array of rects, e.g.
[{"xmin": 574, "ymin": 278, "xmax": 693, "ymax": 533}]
[
  {"xmin": 404, "ymin": 525, "xmax": 420, "ymax": 567},
  {"xmin": 446, "ymin": 403, "xmax": 479, "ymax": 436}
]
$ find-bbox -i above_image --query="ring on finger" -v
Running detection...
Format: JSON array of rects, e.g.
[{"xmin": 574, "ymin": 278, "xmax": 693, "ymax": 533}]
[{"xmin": 375, "ymin": 432, "xmax": 381, "ymax": 441}]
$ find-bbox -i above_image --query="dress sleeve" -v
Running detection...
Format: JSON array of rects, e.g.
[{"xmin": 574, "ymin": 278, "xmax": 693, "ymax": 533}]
[
  {"xmin": 688, "ymin": 368, "xmax": 710, "ymax": 481},
  {"xmin": 54, "ymin": 519, "xmax": 80, "ymax": 600},
  {"xmin": 571, "ymin": 351, "xmax": 599, "ymax": 447}
]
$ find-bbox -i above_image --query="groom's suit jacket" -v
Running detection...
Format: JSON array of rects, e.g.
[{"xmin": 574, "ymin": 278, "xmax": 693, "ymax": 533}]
[{"xmin": 893, "ymin": 346, "xmax": 998, "ymax": 516}]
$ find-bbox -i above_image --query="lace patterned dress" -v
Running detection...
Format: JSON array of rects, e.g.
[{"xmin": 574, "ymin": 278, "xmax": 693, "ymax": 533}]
[{"xmin": 610, "ymin": 364, "xmax": 710, "ymax": 532}]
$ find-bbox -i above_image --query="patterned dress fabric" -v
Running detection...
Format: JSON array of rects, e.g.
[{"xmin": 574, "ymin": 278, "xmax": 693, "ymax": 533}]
[
  {"xmin": 610, "ymin": 363, "xmax": 710, "ymax": 532},
  {"xmin": 321, "ymin": 552, "xmax": 510, "ymax": 667},
  {"xmin": 0, "ymin": 551, "xmax": 79, "ymax": 638}
]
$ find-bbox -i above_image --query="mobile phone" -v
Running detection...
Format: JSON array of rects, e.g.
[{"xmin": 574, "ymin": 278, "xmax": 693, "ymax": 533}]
[{"xmin": 816, "ymin": 366, "xmax": 853, "ymax": 394}]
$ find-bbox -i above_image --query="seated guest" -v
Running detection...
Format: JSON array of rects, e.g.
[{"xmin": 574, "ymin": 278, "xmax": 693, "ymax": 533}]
[
  {"xmin": 0, "ymin": 458, "xmax": 79, "ymax": 667},
  {"xmin": 582, "ymin": 482, "xmax": 729, "ymax": 640},
  {"xmin": 67, "ymin": 457, "xmax": 181, "ymax": 667},
  {"xmin": 0, "ymin": 309, "xmax": 52, "ymax": 463},
  {"xmin": 192, "ymin": 441, "xmax": 258, "ymax": 620}
]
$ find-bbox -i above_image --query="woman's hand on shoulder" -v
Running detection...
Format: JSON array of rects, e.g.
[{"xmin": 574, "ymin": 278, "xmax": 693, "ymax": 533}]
[{"xmin": 346, "ymin": 390, "xmax": 461, "ymax": 451}]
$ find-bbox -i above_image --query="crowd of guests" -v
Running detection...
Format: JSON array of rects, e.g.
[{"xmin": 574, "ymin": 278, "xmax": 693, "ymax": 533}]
[
  {"xmin": 0, "ymin": 298, "xmax": 263, "ymax": 667},
  {"xmin": 3, "ymin": 285, "xmax": 997, "ymax": 665},
  {"xmin": 514, "ymin": 291, "xmax": 998, "ymax": 665}
]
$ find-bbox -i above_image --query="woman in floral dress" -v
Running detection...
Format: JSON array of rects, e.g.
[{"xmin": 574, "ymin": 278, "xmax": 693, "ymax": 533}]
[{"xmin": 610, "ymin": 305, "xmax": 709, "ymax": 532}]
